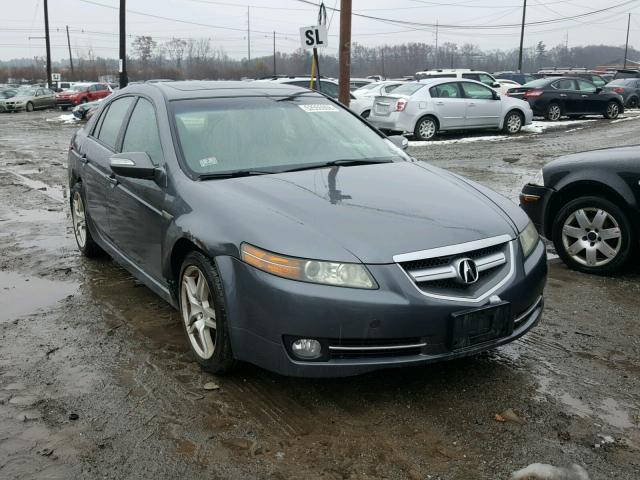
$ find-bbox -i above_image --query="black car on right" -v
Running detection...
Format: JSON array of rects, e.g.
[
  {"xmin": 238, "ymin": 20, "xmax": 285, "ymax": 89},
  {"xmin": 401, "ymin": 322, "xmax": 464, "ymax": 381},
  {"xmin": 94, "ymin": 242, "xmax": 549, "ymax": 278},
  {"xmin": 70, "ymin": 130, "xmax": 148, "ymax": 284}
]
[
  {"xmin": 602, "ymin": 78, "xmax": 640, "ymax": 108},
  {"xmin": 520, "ymin": 146, "xmax": 640, "ymax": 275},
  {"xmin": 507, "ymin": 77, "xmax": 624, "ymax": 121}
]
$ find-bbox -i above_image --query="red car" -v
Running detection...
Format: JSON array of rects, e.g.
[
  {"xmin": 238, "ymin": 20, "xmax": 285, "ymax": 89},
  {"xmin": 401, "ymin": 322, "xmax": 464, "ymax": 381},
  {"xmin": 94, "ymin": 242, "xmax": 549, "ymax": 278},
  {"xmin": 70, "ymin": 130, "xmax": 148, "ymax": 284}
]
[{"xmin": 55, "ymin": 83, "xmax": 112, "ymax": 110}]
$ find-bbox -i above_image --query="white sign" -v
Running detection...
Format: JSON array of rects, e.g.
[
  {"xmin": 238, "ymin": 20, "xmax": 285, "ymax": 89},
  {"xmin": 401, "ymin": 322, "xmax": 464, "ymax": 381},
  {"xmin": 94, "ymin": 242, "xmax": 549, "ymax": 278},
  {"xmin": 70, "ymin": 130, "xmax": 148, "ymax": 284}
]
[
  {"xmin": 299, "ymin": 25, "xmax": 328, "ymax": 49},
  {"xmin": 51, "ymin": 73, "xmax": 61, "ymax": 82},
  {"xmin": 119, "ymin": 59, "xmax": 123, "ymax": 73}
]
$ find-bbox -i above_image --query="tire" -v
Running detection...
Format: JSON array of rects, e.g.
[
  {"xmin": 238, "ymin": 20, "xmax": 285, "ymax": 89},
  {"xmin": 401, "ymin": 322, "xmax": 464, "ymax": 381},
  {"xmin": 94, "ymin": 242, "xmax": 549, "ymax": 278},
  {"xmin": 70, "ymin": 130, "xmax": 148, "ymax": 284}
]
[
  {"xmin": 627, "ymin": 97, "xmax": 639, "ymax": 109},
  {"xmin": 544, "ymin": 102, "xmax": 562, "ymax": 121},
  {"xmin": 179, "ymin": 251, "xmax": 235, "ymax": 374},
  {"xmin": 552, "ymin": 196, "xmax": 634, "ymax": 275},
  {"xmin": 61, "ymin": 106, "xmax": 68, "ymax": 111},
  {"xmin": 25, "ymin": 102, "xmax": 34, "ymax": 113},
  {"xmin": 414, "ymin": 116, "xmax": 438, "ymax": 141},
  {"xmin": 503, "ymin": 110, "xmax": 523, "ymax": 134},
  {"xmin": 81, "ymin": 98, "xmax": 88, "ymax": 104},
  {"xmin": 70, "ymin": 182, "xmax": 103, "ymax": 257},
  {"xmin": 361, "ymin": 109, "xmax": 370, "ymax": 119},
  {"xmin": 604, "ymin": 101, "xmax": 621, "ymax": 119}
]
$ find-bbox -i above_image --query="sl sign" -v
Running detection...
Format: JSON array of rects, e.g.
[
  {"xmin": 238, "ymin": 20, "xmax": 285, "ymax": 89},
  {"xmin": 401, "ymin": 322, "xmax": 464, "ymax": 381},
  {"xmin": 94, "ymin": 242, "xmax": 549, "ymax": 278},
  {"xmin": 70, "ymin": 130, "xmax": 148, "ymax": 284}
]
[{"xmin": 299, "ymin": 25, "xmax": 328, "ymax": 49}]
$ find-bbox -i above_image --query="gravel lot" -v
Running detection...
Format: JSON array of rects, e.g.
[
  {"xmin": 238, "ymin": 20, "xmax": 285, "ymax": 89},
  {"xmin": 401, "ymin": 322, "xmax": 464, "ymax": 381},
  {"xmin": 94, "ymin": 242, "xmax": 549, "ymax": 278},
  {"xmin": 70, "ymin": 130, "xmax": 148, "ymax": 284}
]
[{"xmin": 0, "ymin": 110, "xmax": 639, "ymax": 479}]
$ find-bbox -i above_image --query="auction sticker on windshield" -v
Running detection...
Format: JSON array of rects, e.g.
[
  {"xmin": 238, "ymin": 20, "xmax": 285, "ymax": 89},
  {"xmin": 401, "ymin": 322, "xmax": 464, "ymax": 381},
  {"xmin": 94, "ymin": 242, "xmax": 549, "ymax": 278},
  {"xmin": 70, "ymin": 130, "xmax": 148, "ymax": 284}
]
[{"xmin": 298, "ymin": 104, "xmax": 339, "ymax": 113}]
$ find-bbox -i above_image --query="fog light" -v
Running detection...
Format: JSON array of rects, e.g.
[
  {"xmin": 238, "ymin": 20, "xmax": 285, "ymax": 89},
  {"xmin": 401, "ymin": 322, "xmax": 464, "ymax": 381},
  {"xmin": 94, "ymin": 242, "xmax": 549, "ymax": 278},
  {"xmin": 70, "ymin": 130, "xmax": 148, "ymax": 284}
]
[{"xmin": 291, "ymin": 339, "xmax": 322, "ymax": 360}]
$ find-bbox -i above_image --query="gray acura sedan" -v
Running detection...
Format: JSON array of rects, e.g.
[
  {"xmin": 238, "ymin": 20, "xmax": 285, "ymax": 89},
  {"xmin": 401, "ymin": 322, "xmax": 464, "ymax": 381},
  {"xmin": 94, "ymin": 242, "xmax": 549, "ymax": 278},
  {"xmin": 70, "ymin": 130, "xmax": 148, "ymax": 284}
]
[{"xmin": 68, "ymin": 81, "xmax": 546, "ymax": 377}]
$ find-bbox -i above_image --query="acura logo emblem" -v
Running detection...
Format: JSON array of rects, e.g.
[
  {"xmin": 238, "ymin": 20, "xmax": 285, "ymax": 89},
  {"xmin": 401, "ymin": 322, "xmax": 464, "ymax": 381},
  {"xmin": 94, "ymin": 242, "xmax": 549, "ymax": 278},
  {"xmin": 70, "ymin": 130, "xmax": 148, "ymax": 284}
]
[{"xmin": 455, "ymin": 258, "xmax": 479, "ymax": 285}]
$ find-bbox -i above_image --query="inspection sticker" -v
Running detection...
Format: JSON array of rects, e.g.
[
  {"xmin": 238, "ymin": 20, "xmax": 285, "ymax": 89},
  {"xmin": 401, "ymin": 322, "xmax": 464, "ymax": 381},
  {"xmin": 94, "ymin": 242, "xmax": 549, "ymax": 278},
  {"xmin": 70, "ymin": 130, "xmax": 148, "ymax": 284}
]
[
  {"xmin": 298, "ymin": 104, "xmax": 339, "ymax": 113},
  {"xmin": 199, "ymin": 157, "xmax": 218, "ymax": 168}
]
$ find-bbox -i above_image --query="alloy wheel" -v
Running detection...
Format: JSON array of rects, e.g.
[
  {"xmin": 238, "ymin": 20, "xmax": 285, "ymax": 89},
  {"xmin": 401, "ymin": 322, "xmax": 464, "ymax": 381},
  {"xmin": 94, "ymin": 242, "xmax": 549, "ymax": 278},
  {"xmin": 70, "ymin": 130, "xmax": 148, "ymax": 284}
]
[
  {"xmin": 548, "ymin": 104, "xmax": 561, "ymax": 121},
  {"xmin": 180, "ymin": 265, "xmax": 217, "ymax": 359},
  {"xmin": 607, "ymin": 102, "xmax": 620, "ymax": 118},
  {"xmin": 418, "ymin": 119, "xmax": 436, "ymax": 139},
  {"xmin": 561, "ymin": 207, "xmax": 622, "ymax": 267},
  {"xmin": 506, "ymin": 113, "xmax": 522, "ymax": 133},
  {"xmin": 71, "ymin": 191, "xmax": 87, "ymax": 248}
]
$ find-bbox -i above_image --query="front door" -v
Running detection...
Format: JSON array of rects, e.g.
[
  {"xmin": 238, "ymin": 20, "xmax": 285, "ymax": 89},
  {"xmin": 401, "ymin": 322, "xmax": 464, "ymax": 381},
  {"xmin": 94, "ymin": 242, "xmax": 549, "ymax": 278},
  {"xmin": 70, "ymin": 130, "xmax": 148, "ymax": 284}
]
[
  {"xmin": 107, "ymin": 97, "xmax": 166, "ymax": 281},
  {"xmin": 429, "ymin": 82, "xmax": 466, "ymax": 129},
  {"xmin": 576, "ymin": 79, "xmax": 604, "ymax": 114},
  {"xmin": 460, "ymin": 82, "xmax": 501, "ymax": 128}
]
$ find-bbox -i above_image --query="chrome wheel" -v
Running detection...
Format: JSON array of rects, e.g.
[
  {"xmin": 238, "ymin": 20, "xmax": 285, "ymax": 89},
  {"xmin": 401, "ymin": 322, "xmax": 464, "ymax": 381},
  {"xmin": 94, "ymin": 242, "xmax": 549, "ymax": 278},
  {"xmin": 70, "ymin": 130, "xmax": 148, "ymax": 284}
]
[
  {"xmin": 506, "ymin": 113, "xmax": 522, "ymax": 133},
  {"xmin": 561, "ymin": 207, "xmax": 622, "ymax": 267},
  {"xmin": 418, "ymin": 119, "xmax": 436, "ymax": 139},
  {"xmin": 606, "ymin": 102, "xmax": 620, "ymax": 118},
  {"xmin": 71, "ymin": 191, "xmax": 87, "ymax": 248},
  {"xmin": 180, "ymin": 265, "xmax": 217, "ymax": 360},
  {"xmin": 547, "ymin": 104, "xmax": 561, "ymax": 121}
]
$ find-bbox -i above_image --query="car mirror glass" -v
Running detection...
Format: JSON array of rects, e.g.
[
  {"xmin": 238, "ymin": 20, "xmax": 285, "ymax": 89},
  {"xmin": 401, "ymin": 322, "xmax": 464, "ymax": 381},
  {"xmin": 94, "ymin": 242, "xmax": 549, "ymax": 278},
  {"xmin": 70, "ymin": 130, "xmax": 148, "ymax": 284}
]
[{"xmin": 110, "ymin": 152, "xmax": 157, "ymax": 180}]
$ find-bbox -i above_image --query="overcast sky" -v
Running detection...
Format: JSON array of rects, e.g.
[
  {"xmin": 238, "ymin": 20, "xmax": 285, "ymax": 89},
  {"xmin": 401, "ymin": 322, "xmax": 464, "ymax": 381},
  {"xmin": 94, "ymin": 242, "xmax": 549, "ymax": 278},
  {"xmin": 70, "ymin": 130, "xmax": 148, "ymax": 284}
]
[{"xmin": 1, "ymin": 0, "xmax": 639, "ymax": 61}]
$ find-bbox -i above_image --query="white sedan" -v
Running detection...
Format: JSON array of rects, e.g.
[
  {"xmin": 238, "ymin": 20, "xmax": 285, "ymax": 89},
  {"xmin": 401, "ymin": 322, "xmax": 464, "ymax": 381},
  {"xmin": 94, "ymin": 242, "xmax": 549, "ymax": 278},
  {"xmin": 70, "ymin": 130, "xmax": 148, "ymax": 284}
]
[
  {"xmin": 349, "ymin": 80, "xmax": 406, "ymax": 118},
  {"xmin": 496, "ymin": 79, "xmax": 521, "ymax": 96}
]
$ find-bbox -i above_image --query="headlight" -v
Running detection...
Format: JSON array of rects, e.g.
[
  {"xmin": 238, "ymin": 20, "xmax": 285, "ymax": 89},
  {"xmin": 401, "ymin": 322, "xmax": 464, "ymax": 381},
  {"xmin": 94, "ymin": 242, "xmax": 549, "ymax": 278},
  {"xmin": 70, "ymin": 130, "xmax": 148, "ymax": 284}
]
[
  {"xmin": 241, "ymin": 243, "xmax": 377, "ymax": 289},
  {"xmin": 529, "ymin": 169, "xmax": 544, "ymax": 186},
  {"xmin": 519, "ymin": 221, "xmax": 539, "ymax": 258},
  {"xmin": 15, "ymin": 101, "xmax": 24, "ymax": 105}
]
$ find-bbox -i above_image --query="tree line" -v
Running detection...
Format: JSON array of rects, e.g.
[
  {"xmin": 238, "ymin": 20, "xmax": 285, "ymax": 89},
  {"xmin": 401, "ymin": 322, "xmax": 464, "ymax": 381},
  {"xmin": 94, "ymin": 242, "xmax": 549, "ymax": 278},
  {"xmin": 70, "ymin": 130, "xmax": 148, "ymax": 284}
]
[{"xmin": 1, "ymin": 37, "xmax": 637, "ymax": 83}]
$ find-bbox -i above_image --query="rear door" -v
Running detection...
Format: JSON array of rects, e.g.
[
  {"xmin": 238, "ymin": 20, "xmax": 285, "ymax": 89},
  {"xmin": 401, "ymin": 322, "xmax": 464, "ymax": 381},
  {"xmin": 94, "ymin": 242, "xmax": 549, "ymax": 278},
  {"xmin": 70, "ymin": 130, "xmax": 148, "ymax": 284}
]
[
  {"xmin": 551, "ymin": 78, "xmax": 579, "ymax": 114},
  {"xmin": 81, "ymin": 96, "xmax": 136, "ymax": 241},
  {"xmin": 428, "ymin": 82, "xmax": 466, "ymax": 128},
  {"xmin": 460, "ymin": 81, "xmax": 501, "ymax": 128},
  {"xmin": 108, "ymin": 97, "xmax": 166, "ymax": 280}
]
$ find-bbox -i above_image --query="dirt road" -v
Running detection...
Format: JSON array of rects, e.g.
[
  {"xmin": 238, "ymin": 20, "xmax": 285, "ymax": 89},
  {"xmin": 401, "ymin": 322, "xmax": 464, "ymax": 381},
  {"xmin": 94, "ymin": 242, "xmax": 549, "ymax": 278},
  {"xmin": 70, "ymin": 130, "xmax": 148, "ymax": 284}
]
[{"xmin": 1, "ymin": 111, "xmax": 639, "ymax": 479}]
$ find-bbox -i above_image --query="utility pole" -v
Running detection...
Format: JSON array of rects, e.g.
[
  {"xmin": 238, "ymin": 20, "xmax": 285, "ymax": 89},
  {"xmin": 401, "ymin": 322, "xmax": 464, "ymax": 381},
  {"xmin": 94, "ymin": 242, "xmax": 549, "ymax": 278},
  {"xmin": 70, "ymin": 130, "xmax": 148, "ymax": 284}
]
[
  {"xmin": 517, "ymin": 0, "xmax": 527, "ymax": 73},
  {"xmin": 119, "ymin": 0, "xmax": 128, "ymax": 88},
  {"xmin": 247, "ymin": 6, "xmax": 251, "ymax": 62},
  {"xmin": 435, "ymin": 19, "xmax": 438, "ymax": 68},
  {"xmin": 43, "ymin": 0, "xmax": 52, "ymax": 88},
  {"xmin": 624, "ymin": 13, "xmax": 631, "ymax": 69},
  {"xmin": 66, "ymin": 25, "xmax": 75, "ymax": 78},
  {"xmin": 338, "ymin": 0, "xmax": 352, "ymax": 106},
  {"xmin": 273, "ymin": 31, "xmax": 276, "ymax": 75},
  {"xmin": 381, "ymin": 48, "xmax": 385, "ymax": 78}
]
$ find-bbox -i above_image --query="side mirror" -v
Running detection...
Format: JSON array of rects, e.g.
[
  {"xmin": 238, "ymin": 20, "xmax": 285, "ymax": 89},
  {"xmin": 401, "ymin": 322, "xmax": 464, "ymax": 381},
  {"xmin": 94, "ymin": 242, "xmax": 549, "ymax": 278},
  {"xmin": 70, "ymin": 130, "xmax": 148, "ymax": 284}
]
[
  {"xmin": 492, "ymin": 82, "xmax": 501, "ymax": 89},
  {"xmin": 110, "ymin": 152, "xmax": 157, "ymax": 180},
  {"xmin": 595, "ymin": 87, "xmax": 603, "ymax": 94},
  {"xmin": 388, "ymin": 135, "xmax": 409, "ymax": 150},
  {"xmin": 493, "ymin": 91, "xmax": 501, "ymax": 100}
]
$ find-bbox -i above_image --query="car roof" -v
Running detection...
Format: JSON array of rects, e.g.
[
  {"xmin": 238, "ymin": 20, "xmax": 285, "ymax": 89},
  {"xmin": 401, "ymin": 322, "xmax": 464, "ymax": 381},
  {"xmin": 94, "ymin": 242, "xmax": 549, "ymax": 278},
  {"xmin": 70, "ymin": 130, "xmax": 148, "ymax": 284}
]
[{"xmin": 125, "ymin": 80, "xmax": 315, "ymax": 100}]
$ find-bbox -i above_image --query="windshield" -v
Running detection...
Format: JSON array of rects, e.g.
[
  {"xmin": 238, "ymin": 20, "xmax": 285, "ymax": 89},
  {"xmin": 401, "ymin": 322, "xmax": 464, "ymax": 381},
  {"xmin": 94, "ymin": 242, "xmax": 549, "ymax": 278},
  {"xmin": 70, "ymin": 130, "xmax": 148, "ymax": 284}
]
[
  {"xmin": 0, "ymin": 90, "xmax": 17, "ymax": 99},
  {"xmin": 20, "ymin": 88, "xmax": 38, "ymax": 96},
  {"xmin": 72, "ymin": 85, "xmax": 88, "ymax": 91},
  {"xmin": 173, "ymin": 95, "xmax": 406, "ymax": 176},
  {"xmin": 389, "ymin": 83, "xmax": 424, "ymax": 96}
]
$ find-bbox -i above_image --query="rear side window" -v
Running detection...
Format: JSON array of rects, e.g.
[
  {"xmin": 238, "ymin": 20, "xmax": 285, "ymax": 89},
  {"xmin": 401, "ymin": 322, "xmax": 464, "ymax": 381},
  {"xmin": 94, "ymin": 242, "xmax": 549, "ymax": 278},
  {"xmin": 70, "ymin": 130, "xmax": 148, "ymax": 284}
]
[
  {"xmin": 461, "ymin": 82, "xmax": 494, "ymax": 100},
  {"xmin": 122, "ymin": 98, "xmax": 163, "ymax": 165},
  {"xmin": 381, "ymin": 84, "xmax": 402, "ymax": 94},
  {"xmin": 421, "ymin": 74, "xmax": 456, "ymax": 79},
  {"xmin": 319, "ymin": 81, "xmax": 339, "ymax": 98},
  {"xmin": 590, "ymin": 76, "xmax": 605, "ymax": 87},
  {"xmin": 462, "ymin": 73, "xmax": 480, "ymax": 82},
  {"xmin": 391, "ymin": 83, "xmax": 425, "ymax": 96},
  {"xmin": 95, "ymin": 96, "xmax": 135, "ymax": 150},
  {"xmin": 430, "ymin": 83, "xmax": 461, "ymax": 98}
]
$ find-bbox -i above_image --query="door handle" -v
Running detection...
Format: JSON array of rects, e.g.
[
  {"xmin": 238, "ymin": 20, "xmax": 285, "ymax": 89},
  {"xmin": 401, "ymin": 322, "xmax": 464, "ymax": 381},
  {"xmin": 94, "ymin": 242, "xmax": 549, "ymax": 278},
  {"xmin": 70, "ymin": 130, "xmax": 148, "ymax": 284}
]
[
  {"xmin": 468, "ymin": 103, "xmax": 476, "ymax": 107},
  {"xmin": 436, "ymin": 102, "xmax": 445, "ymax": 106},
  {"xmin": 581, "ymin": 95, "xmax": 589, "ymax": 97},
  {"xmin": 560, "ymin": 94, "xmax": 567, "ymax": 97},
  {"xmin": 80, "ymin": 153, "xmax": 88, "ymax": 165},
  {"xmin": 107, "ymin": 175, "xmax": 119, "ymax": 186}
]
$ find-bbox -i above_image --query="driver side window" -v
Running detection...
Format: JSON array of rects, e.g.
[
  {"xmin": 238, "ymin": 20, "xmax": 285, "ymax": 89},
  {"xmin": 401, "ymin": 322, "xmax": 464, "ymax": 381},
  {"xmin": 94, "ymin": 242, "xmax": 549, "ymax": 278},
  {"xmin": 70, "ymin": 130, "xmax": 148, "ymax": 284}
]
[
  {"xmin": 461, "ymin": 82, "xmax": 494, "ymax": 100},
  {"xmin": 577, "ymin": 79, "xmax": 596, "ymax": 93}
]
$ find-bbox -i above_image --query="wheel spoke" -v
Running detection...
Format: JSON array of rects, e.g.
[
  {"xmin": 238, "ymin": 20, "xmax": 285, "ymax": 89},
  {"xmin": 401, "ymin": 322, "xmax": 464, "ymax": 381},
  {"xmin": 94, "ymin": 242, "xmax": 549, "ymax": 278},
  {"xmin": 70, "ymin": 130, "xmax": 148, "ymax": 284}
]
[
  {"xmin": 203, "ymin": 316, "xmax": 217, "ymax": 330},
  {"xmin": 596, "ymin": 241, "xmax": 617, "ymax": 259},
  {"xmin": 183, "ymin": 275, "xmax": 200, "ymax": 307},
  {"xmin": 599, "ymin": 227, "xmax": 621, "ymax": 240},
  {"xmin": 574, "ymin": 210, "xmax": 591, "ymax": 229},
  {"xmin": 562, "ymin": 225, "xmax": 583, "ymax": 239},
  {"xmin": 566, "ymin": 240, "xmax": 585, "ymax": 256},
  {"xmin": 195, "ymin": 318, "xmax": 215, "ymax": 359},
  {"xmin": 585, "ymin": 246, "xmax": 597, "ymax": 266},
  {"xmin": 591, "ymin": 209, "xmax": 607, "ymax": 230}
]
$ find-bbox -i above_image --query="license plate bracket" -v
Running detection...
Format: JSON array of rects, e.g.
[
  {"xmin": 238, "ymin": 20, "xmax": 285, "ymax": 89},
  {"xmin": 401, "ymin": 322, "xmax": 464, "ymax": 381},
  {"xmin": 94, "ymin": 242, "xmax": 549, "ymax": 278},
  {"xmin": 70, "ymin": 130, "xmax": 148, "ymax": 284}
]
[{"xmin": 449, "ymin": 302, "xmax": 512, "ymax": 351}]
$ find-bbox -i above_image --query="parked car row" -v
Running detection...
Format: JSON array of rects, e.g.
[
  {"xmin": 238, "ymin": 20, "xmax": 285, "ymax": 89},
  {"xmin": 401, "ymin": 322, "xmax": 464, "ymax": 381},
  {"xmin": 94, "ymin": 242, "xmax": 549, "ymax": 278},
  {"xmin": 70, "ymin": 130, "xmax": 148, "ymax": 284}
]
[{"xmin": 0, "ymin": 82, "xmax": 112, "ymax": 113}]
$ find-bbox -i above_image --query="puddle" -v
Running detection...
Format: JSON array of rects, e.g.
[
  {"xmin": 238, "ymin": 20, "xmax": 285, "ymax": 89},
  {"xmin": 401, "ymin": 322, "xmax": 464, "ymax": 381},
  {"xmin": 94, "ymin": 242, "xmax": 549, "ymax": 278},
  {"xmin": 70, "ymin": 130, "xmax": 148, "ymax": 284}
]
[
  {"xmin": 0, "ymin": 271, "xmax": 78, "ymax": 323},
  {"xmin": 0, "ymin": 168, "xmax": 66, "ymax": 203}
]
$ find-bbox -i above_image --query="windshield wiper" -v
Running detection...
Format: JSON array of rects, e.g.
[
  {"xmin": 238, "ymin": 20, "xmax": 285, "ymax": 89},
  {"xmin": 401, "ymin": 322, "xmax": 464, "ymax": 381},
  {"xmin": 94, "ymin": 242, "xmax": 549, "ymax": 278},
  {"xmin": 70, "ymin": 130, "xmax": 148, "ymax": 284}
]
[
  {"xmin": 275, "ymin": 91, "xmax": 315, "ymax": 102},
  {"xmin": 198, "ymin": 169, "xmax": 274, "ymax": 180},
  {"xmin": 278, "ymin": 158, "xmax": 393, "ymax": 173}
]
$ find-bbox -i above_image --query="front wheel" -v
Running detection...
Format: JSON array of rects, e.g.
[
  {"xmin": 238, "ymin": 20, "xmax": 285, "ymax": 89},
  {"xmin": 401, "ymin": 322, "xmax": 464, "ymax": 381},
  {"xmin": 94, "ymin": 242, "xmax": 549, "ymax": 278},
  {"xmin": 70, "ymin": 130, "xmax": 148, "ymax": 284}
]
[
  {"xmin": 552, "ymin": 196, "xmax": 634, "ymax": 275},
  {"xmin": 604, "ymin": 101, "xmax": 621, "ymax": 119},
  {"xmin": 25, "ymin": 102, "xmax": 34, "ymax": 112},
  {"xmin": 545, "ymin": 102, "xmax": 562, "ymax": 121},
  {"xmin": 414, "ymin": 116, "xmax": 438, "ymax": 141},
  {"xmin": 179, "ymin": 252, "xmax": 235, "ymax": 374},
  {"xmin": 503, "ymin": 110, "xmax": 523, "ymax": 134},
  {"xmin": 70, "ymin": 183, "xmax": 103, "ymax": 257}
]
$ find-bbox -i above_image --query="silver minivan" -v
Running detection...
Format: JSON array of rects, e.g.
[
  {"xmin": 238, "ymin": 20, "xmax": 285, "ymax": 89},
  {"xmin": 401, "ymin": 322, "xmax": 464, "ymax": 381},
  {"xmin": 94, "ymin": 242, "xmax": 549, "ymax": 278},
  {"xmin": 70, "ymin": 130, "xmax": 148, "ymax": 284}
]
[{"xmin": 368, "ymin": 78, "xmax": 534, "ymax": 141}]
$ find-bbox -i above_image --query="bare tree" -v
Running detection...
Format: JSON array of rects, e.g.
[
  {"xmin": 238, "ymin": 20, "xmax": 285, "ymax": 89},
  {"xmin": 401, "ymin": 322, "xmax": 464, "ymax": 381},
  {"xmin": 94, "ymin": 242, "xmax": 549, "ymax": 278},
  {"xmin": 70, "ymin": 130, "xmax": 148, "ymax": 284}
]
[{"xmin": 165, "ymin": 37, "xmax": 187, "ymax": 69}]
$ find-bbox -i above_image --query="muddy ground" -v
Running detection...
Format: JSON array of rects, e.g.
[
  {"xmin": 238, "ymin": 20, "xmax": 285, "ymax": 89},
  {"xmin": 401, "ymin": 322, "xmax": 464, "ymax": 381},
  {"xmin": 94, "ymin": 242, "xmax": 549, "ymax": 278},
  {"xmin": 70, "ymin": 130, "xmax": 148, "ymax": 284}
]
[{"xmin": 0, "ymin": 110, "xmax": 639, "ymax": 480}]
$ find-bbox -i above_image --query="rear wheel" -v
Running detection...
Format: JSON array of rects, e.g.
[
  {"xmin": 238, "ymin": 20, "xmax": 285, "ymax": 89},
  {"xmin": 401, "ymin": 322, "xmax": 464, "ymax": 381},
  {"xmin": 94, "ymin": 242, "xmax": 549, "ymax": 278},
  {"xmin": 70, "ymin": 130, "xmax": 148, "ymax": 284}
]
[
  {"xmin": 552, "ymin": 196, "xmax": 633, "ymax": 275},
  {"xmin": 503, "ymin": 110, "xmax": 523, "ymax": 134},
  {"xmin": 604, "ymin": 101, "xmax": 621, "ymax": 119},
  {"xmin": 545, "ymin": 102, "xmax": 562, "ymax": 121},
  {"xmin": 414, "ymin": 116, "xmax": 438, "ymax": 141},
  {"xmin": 627, "ymin": 96, "xmax": 639, "ymax": 109},
  {"xmin": 81, "ymin": 98, "xmax": 88, "ymax": 104},
  {"xmin": 70, "ymin": 183, "xmax": 103, "ymax": 257},
  {"xmin": 179, "ymin": 252, "xmax": 235, "ymax": 374}
]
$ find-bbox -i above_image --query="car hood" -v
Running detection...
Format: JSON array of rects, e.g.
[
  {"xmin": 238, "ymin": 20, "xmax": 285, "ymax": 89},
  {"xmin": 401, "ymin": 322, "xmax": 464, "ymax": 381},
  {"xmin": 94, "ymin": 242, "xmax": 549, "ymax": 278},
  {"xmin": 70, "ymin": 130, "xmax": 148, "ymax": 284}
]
[
  {"xmin": 547, "ymin": 145, "xmax": 640, "ymax": 169},
  {"xmin": 192, "ymin": 162, "xmax": 521, "ymax": 264},
  {"xmin": 8, "ymin": 95, "xmax": 34, "ymax": 101}
]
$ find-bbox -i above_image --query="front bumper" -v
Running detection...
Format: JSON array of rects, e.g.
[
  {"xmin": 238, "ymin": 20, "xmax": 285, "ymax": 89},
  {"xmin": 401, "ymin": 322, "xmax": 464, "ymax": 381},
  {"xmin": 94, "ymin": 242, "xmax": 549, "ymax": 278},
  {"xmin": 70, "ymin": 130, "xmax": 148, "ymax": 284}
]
[
  {"xmin": 2, "ymin": 103, "xmax": 25, "ymax": 111},
  {"xmin": 216, "ymin": 240, "xmax": 547, "ymax": 377},
  {"xmin": 56, "ymin": 98, "xmax": 78, "ymax": 107},
  {"xmin": 520, "ymin": 184, "xmax": 555, "ymax": 238}
]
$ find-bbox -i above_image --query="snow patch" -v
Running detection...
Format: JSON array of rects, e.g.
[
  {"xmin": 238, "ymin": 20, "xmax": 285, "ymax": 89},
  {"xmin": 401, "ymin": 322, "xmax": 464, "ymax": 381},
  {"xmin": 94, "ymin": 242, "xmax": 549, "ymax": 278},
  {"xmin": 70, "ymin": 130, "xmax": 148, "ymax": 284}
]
[
  {"xmin": 511, "ymin": 463, "xmax": 590, "ymax": 480},
  {"xmin": 522, "ymin": 119, "xmax": 596, "ymax": 134},
  {"xmin": 47, "ymin": 114, "xmax": 78, "ymax": 124},
  {"xmin": 611, "ymin": 116, "xmax": 638, "ymax": 124},
  {"xmin": 409, "ymin": 135, "xmax": 509, "ymax": 147}
]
